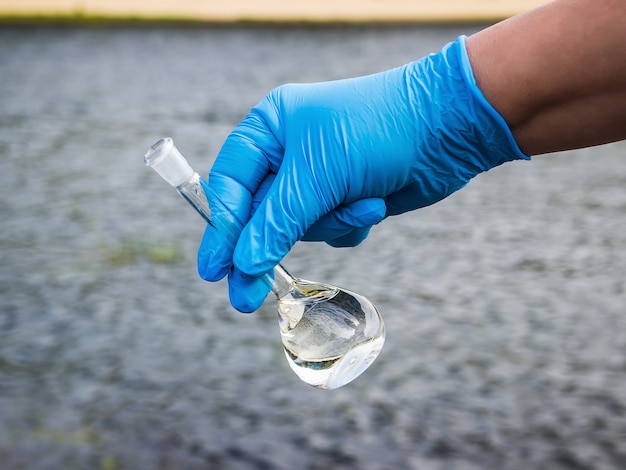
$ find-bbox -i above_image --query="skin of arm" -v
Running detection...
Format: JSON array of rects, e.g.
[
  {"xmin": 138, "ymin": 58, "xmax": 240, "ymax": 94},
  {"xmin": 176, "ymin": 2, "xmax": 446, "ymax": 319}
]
[{"xmin": 466, "ymin": 0, "xmax": 626, "ymax": 155}]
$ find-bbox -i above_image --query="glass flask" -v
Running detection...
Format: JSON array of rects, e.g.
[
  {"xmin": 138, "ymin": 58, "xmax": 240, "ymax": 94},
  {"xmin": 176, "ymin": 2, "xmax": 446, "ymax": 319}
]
[{"xmin": 144, "ymin": 138, "xmax": 385, "ymax": 389}]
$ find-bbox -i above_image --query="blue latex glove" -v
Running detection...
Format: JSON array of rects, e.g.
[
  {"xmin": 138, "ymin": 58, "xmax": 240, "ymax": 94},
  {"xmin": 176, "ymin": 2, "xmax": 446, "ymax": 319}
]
[{"xmin": 198, "ymin": 36, "xmax": 530, "ymax": 312}]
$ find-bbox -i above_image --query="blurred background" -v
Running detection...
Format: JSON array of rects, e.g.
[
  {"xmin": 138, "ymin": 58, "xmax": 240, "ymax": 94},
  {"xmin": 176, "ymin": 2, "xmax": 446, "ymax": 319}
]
[{"xmin": 2, "ymin": 1, "xmax": 626, "ymax": 469}]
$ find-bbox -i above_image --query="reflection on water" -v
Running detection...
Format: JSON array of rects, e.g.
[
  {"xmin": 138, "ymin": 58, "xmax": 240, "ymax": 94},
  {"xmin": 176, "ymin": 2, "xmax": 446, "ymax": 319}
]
[{"xmin": 1, "ymin": 23, "xmax": 626, "ymax": 469}]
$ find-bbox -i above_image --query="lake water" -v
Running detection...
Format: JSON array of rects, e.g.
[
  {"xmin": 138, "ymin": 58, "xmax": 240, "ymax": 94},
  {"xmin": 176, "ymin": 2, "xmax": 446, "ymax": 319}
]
[{"xmin": 1, "ymin": 23, "xmax": 625, "ymax": 469}]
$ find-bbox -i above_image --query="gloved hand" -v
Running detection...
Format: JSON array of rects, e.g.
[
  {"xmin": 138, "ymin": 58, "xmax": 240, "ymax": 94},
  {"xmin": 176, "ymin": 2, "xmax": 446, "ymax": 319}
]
[{"xmin": 198, "ymin": 36, "xmax": 530, "ymax": 313}]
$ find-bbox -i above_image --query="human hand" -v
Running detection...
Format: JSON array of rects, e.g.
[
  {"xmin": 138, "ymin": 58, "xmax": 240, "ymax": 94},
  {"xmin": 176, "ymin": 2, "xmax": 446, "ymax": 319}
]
[{"xmin": 198, "ymin": 36, "xmax": 529, "ymax": 312}]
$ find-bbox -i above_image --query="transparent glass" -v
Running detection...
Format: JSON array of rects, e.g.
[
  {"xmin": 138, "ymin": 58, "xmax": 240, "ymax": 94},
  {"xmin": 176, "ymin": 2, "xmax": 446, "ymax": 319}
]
[{"xmin": 144, "ymin": 138, "xmax": 385, "ymax": 389}]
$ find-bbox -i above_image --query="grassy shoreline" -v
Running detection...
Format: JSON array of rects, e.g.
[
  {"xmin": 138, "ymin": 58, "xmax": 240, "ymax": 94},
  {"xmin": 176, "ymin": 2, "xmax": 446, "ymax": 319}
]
[
  {"xmin": 0, "ymin": 0, "xmax": 549, "ymax": 25},
  {"xmin": 0, "ymin": 15, "xmax": 497, "ymax": 27}
]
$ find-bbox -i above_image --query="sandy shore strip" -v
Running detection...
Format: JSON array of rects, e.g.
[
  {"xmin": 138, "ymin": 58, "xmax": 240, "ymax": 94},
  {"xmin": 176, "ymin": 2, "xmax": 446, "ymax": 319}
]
[{"xmin": 0, "ymin": 0, "xmax": 551, "ymax": 22}]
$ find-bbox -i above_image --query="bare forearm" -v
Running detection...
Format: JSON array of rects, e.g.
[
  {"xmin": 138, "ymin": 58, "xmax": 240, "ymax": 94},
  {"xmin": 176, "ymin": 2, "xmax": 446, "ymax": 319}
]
[{"xmin": 467, "ymin": 0, "xmax": 626, "ymax": 155}]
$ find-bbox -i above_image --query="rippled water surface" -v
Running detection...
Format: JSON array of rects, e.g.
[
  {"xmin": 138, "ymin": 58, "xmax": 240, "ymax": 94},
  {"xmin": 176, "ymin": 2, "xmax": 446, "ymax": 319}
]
[{"xmin": 1, "ymin": 23, "xmax": 626, "ymax": 469}]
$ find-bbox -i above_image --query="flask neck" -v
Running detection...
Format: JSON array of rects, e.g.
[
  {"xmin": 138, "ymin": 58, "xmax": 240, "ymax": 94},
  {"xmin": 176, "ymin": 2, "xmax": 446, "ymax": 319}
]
[
  {"xmin": 271, "ymin": 264, "xmax": 295, "ymax": 299},
  {"xmin": 176, "ymin": 173, "xmax": 213, "ymax": 225}
]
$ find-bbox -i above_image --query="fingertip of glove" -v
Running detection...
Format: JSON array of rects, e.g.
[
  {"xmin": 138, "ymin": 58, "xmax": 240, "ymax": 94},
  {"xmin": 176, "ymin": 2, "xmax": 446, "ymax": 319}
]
[
  {"xmin": 228, "ymin": 268, "xmax": 271, "ymax": 313},
  {"xmin": 197, "ymin": 228, "xmax": 230, "ymax": 282},
  {"xmin": 197, "ymin": 249, "xmax": 229, "ymax": 281}
]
